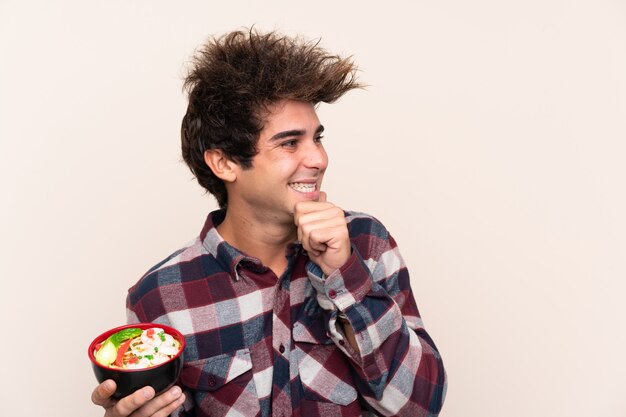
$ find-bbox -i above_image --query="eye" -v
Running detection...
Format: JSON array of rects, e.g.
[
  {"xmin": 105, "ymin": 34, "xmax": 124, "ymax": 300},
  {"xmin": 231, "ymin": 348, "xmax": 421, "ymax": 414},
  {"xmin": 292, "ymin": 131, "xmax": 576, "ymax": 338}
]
[
  {"xmin": 314, "ymin": 135, "xmax": 324, "ymax": 143},
  {"xmin": 280, "ymin": 139, "xmax": 298, "ymax": 148}
]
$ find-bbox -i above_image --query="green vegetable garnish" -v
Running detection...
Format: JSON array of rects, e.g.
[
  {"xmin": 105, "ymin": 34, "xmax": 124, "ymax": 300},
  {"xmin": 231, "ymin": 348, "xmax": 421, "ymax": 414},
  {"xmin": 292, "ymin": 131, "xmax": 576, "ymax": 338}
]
[
  {"xmin": 95, "ymin": 328, "xmax": 143, "ymax": 366},
  {"xmin": 109, "ymin": 328, "xmax": 142, "ymax": 347},
  {"xmin": 95, "ymin": 340, "xmax": 117, "ymax": 366}
]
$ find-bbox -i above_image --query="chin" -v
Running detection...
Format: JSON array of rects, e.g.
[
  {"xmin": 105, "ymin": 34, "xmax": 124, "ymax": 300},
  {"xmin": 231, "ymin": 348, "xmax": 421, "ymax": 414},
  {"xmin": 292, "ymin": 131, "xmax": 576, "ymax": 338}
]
[{"xmin": 291, "ymin": 190, "xmax": 320, "ymax": 201}]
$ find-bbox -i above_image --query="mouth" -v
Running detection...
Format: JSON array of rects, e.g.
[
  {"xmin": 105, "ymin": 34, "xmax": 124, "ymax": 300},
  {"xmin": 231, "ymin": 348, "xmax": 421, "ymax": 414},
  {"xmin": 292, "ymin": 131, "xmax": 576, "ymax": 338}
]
[
  {"xmin": 288, "ymin": 182, "xmax": 317, "ymax": 194},
  {"xmin": 289, "ymin": 182, "xmax": 317, "ymax": 193}
]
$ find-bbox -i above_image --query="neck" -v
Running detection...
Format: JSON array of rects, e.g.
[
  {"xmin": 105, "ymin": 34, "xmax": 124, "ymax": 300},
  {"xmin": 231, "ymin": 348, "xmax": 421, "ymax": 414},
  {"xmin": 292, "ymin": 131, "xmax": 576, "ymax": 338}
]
[{"xmin": 216, "ymin": 206, "xmax": 296, "ymax": 276}]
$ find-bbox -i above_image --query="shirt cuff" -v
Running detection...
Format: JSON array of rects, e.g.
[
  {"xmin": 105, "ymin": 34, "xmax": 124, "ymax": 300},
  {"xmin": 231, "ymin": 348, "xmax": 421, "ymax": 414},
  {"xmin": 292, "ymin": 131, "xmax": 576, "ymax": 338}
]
[{"xmin": 306, "ymin": 245, "xmax": 373, "ymax": 312}]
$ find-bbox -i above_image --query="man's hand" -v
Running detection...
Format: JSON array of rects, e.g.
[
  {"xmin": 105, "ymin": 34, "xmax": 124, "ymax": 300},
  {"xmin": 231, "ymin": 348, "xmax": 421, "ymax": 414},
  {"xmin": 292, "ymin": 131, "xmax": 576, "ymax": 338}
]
[
  {"xmin": 91, "ymin": 380, "xmax": 185, "ymax": 417},
  {"xmin": 294, "ymin": 192, "xmax": 351, "ymax": 276}
]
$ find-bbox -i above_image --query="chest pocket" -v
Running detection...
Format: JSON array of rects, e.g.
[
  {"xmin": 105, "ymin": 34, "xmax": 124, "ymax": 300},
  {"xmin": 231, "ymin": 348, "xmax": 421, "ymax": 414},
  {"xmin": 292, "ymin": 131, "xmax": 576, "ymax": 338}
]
[
  {"xmin": 180, "ymin": 348, "xmax": 260, "ymax": 413},
  {"xmin": 293, "ymin": 308, "xmax": 358, "ymax": 407}
]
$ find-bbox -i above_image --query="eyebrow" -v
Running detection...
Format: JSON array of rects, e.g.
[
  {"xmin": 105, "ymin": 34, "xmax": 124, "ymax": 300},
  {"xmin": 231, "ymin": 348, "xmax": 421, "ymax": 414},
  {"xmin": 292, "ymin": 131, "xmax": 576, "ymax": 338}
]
[{"xmin": 269, "ymin": 125, "xmax": 325, "ymax": 141}]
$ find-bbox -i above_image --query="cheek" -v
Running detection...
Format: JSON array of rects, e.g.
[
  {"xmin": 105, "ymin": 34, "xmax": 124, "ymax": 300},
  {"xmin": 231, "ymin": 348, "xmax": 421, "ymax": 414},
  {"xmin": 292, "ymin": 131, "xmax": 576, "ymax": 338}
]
[{"xmin": 271, "ymin": 158, "xmax": 299, "ymax": 176}]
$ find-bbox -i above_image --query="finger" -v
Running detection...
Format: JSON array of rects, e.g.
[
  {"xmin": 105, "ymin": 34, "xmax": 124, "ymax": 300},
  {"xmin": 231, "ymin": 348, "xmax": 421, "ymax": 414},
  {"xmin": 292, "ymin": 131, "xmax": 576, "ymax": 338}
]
[
  {"xmin": 294, "ymin": 204, "xmax": 339, "ymax": 232},
  {"xmin": 308, "ymin": 225, "xmax": 349, "ymax": 251},
  {"xmin": 307, "ymin": 235, "xmax": 327, "ymax": 253},
  {"xmin": 130, "ymin": 386, "xmax": 184, "ymax": 417},
  {"xmin": 92, "ymin": 380, "xmax": 117, "ymax": 408},
  {"xmin": 299, "ymin": 228, "xmax": 323, "ymax": 256},
  {"xmin": 150, "ymin": 393, "xmax": 186, "ymax": 417},
  {"xmin": 299, "ymin": 216, "xmax": 347, "ymax": 242},
  {"xmin": 110, "ymin": 386, "xmax": 155, "ymax": 417},
  {"xmin": 296, "ymin": 206, "xmax": 344, "ymax": 227},
  {"xmin": 299, "ymin": 216, "xmax": 346, "ymax": 253},
  {"xmin": 294, "ymin": 201, "xmax": 335, "ymax": 219}
]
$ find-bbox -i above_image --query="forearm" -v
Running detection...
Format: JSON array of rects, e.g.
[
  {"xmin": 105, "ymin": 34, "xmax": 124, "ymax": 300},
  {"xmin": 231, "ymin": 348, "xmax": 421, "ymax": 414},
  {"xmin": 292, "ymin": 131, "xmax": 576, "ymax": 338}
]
[
  {"xmin": 339, "ymin": 294, "xmax": 446, "ymax": 416},
  {"xmin": 308, "ymin": 248, "xmax": 446, "ymax": 415}
]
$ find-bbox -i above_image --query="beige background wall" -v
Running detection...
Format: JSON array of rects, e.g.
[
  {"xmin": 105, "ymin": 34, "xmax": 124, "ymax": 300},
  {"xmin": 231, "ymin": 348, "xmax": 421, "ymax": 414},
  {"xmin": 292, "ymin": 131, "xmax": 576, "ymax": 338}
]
[{"xmin": 1, "ymin": 0, "xmax": 625, "ymax": 416}]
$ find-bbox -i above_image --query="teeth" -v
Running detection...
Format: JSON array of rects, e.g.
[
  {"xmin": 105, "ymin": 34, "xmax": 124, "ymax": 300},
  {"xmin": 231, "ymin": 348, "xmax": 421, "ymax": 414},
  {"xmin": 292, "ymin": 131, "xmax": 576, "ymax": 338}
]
[{"xmin": 289, "ymin": 182, "xmax": 316, "ymax": 193}]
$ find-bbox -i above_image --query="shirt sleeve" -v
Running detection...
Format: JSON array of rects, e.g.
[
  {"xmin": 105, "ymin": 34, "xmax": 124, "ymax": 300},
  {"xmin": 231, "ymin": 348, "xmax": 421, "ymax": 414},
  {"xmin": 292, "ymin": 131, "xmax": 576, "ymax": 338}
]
[{"xmin": 306, "ymin": 216, "xmax": 447, "ymax": 416}]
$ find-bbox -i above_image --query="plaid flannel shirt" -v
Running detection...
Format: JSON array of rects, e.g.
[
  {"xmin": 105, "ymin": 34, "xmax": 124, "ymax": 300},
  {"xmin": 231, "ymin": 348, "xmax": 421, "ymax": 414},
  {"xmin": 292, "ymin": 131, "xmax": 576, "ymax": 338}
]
[{"xmin": 127, "ymin": 210, "xmax": 446, "ymax": 416}]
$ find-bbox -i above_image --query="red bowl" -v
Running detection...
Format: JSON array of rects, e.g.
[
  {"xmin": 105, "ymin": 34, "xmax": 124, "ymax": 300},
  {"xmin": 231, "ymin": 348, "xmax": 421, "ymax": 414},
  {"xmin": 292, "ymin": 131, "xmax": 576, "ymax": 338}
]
[{"xmin": 88, "ymin": 323, "xmax": 186, "ymax": 399}]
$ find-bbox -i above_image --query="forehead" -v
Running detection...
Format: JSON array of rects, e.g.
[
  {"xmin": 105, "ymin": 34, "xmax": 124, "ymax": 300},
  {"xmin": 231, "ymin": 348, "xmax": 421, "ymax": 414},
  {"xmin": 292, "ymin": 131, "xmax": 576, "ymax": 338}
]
[{"xmin": 259, "ymin": 100, "xmax": 320, "ymax": 136}]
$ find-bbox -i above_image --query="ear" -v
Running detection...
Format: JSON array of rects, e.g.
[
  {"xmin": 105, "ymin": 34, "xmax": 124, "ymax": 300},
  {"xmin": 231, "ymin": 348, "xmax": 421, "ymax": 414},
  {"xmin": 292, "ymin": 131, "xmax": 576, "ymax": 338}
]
[{"xmin": 204, "ymin": 149, "xmax": 238, "ymax": 182}]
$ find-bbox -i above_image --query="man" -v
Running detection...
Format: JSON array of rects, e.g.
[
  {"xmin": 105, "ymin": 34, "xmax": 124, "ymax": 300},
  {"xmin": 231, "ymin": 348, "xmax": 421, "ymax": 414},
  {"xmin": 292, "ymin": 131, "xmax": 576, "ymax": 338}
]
[{"xmin": 92, "ymin": 29, "xmax": 446, "ymax": 417}]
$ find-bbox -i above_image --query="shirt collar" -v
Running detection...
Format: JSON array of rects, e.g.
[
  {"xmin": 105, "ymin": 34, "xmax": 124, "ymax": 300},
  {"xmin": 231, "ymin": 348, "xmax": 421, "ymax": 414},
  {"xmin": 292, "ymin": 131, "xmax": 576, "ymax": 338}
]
[{"xmin": 199, "ymin": 210, "xmax": 266, "ymax": 281}]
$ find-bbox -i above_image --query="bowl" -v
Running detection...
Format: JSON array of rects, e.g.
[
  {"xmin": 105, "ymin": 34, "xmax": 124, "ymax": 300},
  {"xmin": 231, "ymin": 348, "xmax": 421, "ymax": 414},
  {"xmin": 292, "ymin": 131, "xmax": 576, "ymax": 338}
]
[{"xmin": 88, "ymin": 323, "xmax": 186, "ymax": 399}]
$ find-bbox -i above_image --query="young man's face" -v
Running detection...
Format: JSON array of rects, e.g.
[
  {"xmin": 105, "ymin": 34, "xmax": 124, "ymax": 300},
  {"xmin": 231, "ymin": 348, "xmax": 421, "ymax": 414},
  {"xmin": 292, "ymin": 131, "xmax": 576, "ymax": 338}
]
[{"xmin": 230, "ymin": 100, "xmax": 328, "ymax": 223}]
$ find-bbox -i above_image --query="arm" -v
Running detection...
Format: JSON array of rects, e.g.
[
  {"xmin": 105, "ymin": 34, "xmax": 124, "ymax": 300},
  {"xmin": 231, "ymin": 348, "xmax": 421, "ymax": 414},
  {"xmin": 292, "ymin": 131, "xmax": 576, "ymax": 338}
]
[
  {"xmin": 308, "ymin": 234, "xmax": 446, "ymax": 416},
  {"xmin": 296, "ymin": 201, "xmax": 446, "ymax": 416}
]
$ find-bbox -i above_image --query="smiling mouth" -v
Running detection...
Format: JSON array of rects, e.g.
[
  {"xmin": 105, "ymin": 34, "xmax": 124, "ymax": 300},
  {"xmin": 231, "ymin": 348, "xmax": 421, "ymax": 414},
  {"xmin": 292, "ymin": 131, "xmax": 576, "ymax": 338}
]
[{"xmin": 288, "ymin": 182, "xmax": 317, "ymax": 193}]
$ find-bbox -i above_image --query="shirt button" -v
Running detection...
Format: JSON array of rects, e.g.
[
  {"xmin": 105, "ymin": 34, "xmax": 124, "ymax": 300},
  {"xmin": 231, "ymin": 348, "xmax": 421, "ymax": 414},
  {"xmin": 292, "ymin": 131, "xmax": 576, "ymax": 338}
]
[
  {"xmin": 339, "ymin": 339, "xmax": 345, "ymax": 345},
  {"xmin": 328, "ymin": 289, "xmax": 337, "ymax": 299},
  {"xmin": 207, "ymin": 376, "xmax": 216, "ymax": 387},
  {"xmin": 279, "ymin": 344, "xmax": 285, "ymax": 353}
]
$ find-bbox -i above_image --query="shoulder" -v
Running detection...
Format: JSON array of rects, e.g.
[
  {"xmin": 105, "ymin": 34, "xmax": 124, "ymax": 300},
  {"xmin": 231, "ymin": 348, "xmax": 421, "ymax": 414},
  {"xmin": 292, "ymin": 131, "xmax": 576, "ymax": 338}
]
[{"xmin": 126, "ymin": 237, "xmax": 221, "ymax": 313}]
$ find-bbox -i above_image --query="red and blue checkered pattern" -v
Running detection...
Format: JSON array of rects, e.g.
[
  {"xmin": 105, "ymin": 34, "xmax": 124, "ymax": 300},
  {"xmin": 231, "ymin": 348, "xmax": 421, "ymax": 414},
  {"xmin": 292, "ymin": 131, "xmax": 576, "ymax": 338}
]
[{"xmin": 127, "ymin": 210, "xmax": 446, "ymax": 416}]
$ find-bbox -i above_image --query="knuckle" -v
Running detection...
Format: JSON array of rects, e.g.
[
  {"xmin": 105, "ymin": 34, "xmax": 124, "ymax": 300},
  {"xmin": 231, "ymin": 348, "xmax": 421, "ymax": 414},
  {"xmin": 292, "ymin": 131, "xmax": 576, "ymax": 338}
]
[
  {"xmin": 116, "ymin": 390, "xmax": 149, "ymax": 416},
  {"xmin": 112, "ymin": 402, "xmax": 128, "ymax": 417},
  {"xmin": 131, "ymin": 394, "xmax": 144, "ymax": 408},
  {"xmin": 310, "ymin": 229, "xmax": 322, "ymax": 239}
]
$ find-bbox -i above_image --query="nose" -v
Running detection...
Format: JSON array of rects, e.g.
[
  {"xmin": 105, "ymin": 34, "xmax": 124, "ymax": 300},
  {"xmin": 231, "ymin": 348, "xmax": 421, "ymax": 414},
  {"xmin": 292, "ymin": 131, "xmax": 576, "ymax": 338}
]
[{"xmin": 302, "ymin": 140, "xmax": 328, "ymax": 170}]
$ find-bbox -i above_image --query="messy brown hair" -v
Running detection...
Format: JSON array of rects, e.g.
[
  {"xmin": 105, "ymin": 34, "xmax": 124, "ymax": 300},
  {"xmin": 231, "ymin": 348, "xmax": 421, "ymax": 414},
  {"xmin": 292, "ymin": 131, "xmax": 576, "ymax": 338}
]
[{"xmin": 181, "ymin": 28, "xmax": 362, "ymax": 209}]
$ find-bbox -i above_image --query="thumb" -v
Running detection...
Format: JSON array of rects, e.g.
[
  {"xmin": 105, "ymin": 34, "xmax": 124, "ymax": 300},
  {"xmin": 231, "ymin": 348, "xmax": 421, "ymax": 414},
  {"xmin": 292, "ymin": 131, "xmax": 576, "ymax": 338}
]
[
  {"xmin": 318, "ymin": 191, "xmax": 327, "ymax": 203},
  {"xmin": 91, "ymin": 380, "xmax": 117, "ymax": 406}
]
